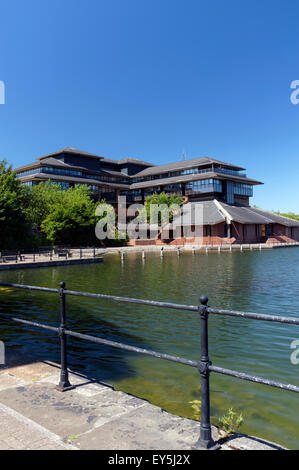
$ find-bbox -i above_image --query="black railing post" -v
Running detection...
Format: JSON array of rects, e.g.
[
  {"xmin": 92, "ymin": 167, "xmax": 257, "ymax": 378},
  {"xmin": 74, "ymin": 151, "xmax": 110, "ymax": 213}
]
[
  {"xmin": 56, "ymin": 281, "xmax": 72, "ymax": 392},
  {"xmin": 195, "ymin": 295, "xmax": 216, "ymax": 449}
]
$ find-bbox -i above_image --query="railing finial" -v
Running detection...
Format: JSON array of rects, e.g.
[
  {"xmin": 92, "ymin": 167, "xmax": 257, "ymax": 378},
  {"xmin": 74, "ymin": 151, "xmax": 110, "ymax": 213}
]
[{"xmin": 200, "ymin": 295, "xmax": 209, "ymax": 306}]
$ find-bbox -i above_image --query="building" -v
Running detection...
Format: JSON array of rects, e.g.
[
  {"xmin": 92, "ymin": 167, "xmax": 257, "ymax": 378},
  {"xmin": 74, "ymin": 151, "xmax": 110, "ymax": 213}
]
[{"xmin": 14, "ymin": 147, "xmax": 299, "ymax": 245}]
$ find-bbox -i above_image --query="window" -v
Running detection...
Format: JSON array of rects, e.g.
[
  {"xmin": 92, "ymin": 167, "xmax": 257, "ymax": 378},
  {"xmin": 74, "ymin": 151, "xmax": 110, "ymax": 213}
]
[
  {"xmin": 261, "ymin": 225, "xmax": 266, "ymax": 237},
  {"xmin": 233, "ymin": 183, "xmax": 253, "ymax": 196},
  {"xmin": 16, "ymin": 167, "xmax": 82, "ymax": 178},
  {"xmin": 185, "ymin": 179, "xmax": 222, "ymax": 194}
]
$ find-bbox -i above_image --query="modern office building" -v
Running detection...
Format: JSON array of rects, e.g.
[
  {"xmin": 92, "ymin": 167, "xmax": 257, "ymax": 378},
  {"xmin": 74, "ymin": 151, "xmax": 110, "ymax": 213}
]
[{"xmin": 14, "ymin": 147, "xmax": 299, "ymax": 244}]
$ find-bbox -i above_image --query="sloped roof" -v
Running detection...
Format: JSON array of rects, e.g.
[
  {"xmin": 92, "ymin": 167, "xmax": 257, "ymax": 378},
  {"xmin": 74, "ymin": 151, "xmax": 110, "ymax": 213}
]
[
  {"xmin": 165, "ymin": 201, "xmax": 299, "ymax": 229},
  {"xmin": 101, "ymin": 157, "xmax": 155, "ymax": 167},
  {"xmin": 118, "ymin": 158, "xmax": 155, "ymax": 167},
  {"xmin": 218, "ymin": 203, "xmax": 299, "ymax": 227},
  {"xmin": 166, "ymin": 200, "xmax": 226, "ymax": 228},
  {"xmin": 131, "ymin": 171, "xmax": 262, "ymax": 189},
  {"xmin": 15, "ymin": 157, "xmax": 127, "ymax": 179},
  {"xmin": 21, "ymin": 173, "xmax": 128, "ymax": 189},
  {"xmin": 37, "ymin": 148, "xmax": 155, "ymax": 168},
  {"xmin": 219, "ymin": 203, "xmax": 273, "ymax": 224},
  {"xmin": 248, "ymin": 207, "xmax": 299, "ymax": 227},
  {"xmin": 133, "ymin": 157, "xmax": 245, "ymax": 177},
  {"xmin": 38, "ymin": 147, "xmax": 105, "ymax": 160},
  {"xmin": 14, "ymin": 157, "xmax": 84, "ymax": 173}
]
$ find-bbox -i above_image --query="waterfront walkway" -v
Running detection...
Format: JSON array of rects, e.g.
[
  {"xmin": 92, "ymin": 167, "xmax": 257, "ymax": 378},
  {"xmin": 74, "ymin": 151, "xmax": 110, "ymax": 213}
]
[
  {"xmin": 0, "ymin": 242, "xmax": 298, "ymax": 271},
  {"xmin": 0, "ymin": 349, "xmax": 285, "ymax": 450},
  {"xmin": 0, "ymin": 252, "xmax": 104, "ymax": 271}
]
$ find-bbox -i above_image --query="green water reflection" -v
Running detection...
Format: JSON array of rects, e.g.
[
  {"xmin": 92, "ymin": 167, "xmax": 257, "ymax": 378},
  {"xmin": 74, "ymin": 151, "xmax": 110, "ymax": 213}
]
[{"xmin": 0, "ymin": 248, "xmax": 298, "ymax": 448}]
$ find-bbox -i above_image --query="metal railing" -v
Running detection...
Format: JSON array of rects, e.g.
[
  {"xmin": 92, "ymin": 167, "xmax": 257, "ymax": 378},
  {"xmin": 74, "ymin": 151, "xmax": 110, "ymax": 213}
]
[
  {"xmin": 0, "ymin": 281, "xmax": 298, "ymax": 450},
  {"xmin": 0, "ymin": 247, "xmax": 104, "ymax": 264}
]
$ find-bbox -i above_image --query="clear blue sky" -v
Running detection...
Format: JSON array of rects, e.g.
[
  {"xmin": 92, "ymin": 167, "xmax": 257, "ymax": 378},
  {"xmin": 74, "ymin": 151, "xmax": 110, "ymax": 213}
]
[{"xmin": 1, "ymin": 0, "xmax": 299, "ymax": 212}]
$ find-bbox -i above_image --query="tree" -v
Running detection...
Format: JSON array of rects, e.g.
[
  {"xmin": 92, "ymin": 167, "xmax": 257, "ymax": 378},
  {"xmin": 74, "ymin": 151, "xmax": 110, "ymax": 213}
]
[
  {"xmin": 0, "ymin": 165, "xmax": 127, "ymax": 249},
  {"xmin": 24, "ymin": 182, "xmax": 127, "ymax": 247},
  {"xmin": 23, "ymin": 180, "xmax": 63, "ymax": 228},
  {"xmin": 0, "ymin": 160, "xmax": 30, "ymax": 249},
  {"xmin": 95, "ymin": 199, "xmax": 128, "ymax": 245},
  {"xmin": 39, "ymin": 185, "xmax": 98, "ymax": 245},
  {"xmin": 138, "ymin": 191, "xmax": 184, "ymax": 226}
]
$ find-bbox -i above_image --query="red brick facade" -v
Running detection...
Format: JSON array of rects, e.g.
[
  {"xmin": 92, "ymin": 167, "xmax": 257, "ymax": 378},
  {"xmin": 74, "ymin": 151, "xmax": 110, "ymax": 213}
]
[{"xmin": 128, "ymin": 221, "xmax": 299, "ymax": 246}]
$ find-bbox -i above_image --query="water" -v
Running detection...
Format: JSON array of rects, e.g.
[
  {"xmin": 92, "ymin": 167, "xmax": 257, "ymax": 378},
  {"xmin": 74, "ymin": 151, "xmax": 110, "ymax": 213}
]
[{"xmin": 0, "ymin": 248, "xmax": 299, "ymax": 449}]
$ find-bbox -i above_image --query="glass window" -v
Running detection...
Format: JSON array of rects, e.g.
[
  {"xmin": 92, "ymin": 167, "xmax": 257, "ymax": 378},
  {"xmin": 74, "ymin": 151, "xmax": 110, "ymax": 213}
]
[{"xmin": 185, "ymin": 179, "xmax": 222, "ymax": 194}]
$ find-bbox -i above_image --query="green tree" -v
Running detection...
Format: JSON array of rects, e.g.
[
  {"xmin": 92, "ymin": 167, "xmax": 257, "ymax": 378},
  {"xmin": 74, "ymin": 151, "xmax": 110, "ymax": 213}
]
[
  {"xmin": 138, "ymin": 191, "xmax": 184, "ymax": 226},
  {"xmin": 24, "ymin": 183, "xmax": 127, "ymax": 247},
  {"xmin": 40, "ymin": 185, "xmax": 98, "ymax": 245},
  {"xmin": 95, "ymin": 199, "xmax": 128, "ymax": 246},
  {"xmin": 23, "ymin": 180, "xmax": 63, "ymax": 227},
  {"xmin": 0, "ymin": 160, "xmax": 31, "ymax": 249}
]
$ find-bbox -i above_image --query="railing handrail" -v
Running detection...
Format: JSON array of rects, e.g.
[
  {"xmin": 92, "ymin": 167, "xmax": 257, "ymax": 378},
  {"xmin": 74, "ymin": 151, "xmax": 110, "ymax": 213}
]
[
  {"xmin": 1, "ymin": 282, "xmax": 299, "ymax": 325},
  {"xmin": 0, "ymin": 281, "xmax": 298, "ymax": 450}
]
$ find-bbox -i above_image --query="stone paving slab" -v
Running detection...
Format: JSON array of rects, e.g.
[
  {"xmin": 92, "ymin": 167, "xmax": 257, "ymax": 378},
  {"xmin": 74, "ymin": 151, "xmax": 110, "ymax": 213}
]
[
  {"xmin": 0, "ymin": 349, "xmax": 287, "ymax": 450},
  {"xmin": 0, "ymin": 402, "xmax": 76, "ymax": 450}
]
